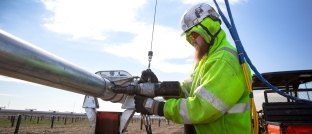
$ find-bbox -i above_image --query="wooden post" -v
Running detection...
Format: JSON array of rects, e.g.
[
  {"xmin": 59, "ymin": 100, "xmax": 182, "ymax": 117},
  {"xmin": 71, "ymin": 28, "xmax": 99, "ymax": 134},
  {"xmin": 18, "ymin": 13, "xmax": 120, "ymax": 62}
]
[
  {"xmin": 64, "ymin": 117, "xmax": 67, "ymax": 125},
  {"xmin": 14, "ymin": 115, "xmax": 22, "ymax": 134},
  {"xmin": 51, "ymin": 116, "xmax": 55, "ymax": 128},
  {"xmin": 140, "ymin": 118, "xmax": 143, "ymax": 130},
  {"xmin": 37, "ymin": 116, "xmax": 40, "ymax": 124},
  {"xmin": 11, "ymin": 116, "xmax": 15, "ymax": 127}
]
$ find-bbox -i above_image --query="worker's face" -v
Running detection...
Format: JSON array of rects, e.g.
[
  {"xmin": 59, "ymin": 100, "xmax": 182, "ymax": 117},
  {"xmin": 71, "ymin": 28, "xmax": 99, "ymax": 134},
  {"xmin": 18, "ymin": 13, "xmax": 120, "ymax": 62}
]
[{"xmin": 189, "ymin": 32, "xmax": 209, "ymax": 63}]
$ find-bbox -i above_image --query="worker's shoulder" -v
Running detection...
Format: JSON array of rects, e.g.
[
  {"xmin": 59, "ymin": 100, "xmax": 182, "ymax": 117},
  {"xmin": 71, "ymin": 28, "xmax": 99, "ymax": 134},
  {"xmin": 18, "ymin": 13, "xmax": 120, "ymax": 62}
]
[{"xmin": 210, "ymin": 46, "xmax": 238, "ymax": 60}]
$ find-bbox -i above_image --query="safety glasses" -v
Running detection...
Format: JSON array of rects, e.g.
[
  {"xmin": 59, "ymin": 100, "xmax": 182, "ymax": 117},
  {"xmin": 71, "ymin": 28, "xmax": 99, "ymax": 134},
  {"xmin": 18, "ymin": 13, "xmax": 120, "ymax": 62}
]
[{"xmin": 186, "ymin": 32, "xmax": 200, "ymax": 46}]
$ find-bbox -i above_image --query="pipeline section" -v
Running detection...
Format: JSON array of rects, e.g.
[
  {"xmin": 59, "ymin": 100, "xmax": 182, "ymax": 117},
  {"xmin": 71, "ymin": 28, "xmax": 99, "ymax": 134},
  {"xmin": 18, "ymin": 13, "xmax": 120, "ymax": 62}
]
[{"xmin": 0, "ymin": 29, "xmax": 124, "ymax": 102}]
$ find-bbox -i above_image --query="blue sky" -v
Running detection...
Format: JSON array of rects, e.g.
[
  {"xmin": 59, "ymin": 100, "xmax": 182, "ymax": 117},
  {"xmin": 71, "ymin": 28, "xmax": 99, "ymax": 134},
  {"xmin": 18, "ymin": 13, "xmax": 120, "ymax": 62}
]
[{"xmin": 0, "ymin": 0, "xmax": 311, "ymax": 112}]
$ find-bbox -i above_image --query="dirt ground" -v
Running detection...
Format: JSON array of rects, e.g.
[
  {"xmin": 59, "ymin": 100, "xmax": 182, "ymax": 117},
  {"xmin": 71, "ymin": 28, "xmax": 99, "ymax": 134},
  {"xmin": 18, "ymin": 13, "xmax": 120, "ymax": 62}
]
[
  {"xmin": 0, "ymin": 121, "xmax": 93, "ymax": 134},
  {"xmin": 0, "ymin": 119, "xmax": 184, "ymax": 134},
  {"xmin": 126, "ymin": 120, "xmax": 184, "ymax": 134}
]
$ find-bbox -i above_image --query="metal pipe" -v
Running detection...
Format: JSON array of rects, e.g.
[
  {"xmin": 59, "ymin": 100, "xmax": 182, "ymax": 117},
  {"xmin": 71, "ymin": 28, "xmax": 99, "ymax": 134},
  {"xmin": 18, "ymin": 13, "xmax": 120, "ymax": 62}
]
[
  {"xmin": 0, "ymin": 29, "xmax": 119, "ymax": 101},
  {"xmin": 0, "ymin": 109, "xmax": 86, "ymax": 117}
]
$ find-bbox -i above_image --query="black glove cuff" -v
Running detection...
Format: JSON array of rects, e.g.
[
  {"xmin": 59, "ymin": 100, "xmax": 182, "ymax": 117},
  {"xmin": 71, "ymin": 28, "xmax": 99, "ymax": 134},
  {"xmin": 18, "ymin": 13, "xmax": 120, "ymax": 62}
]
[
  {"xmin": 158, "ymin": 102, "xmax": 165, "ymax": 116},
  {"xmin": 139, "ymin": 69, "xmax": 159, "ymax": 83}
]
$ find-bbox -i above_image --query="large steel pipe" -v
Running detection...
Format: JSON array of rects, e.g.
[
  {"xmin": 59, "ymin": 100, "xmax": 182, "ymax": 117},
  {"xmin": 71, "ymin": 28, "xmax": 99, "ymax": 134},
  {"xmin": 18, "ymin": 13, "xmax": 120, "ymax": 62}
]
[{"xmin": 0, "ymin": 29, "xmax": 122, "ymax": 101}]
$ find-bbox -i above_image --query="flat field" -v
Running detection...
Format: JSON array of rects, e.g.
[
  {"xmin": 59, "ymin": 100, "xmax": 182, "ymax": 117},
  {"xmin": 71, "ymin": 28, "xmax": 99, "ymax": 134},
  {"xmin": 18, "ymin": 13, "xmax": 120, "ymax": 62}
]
[{"xmin": 0, "ymin": 117, "xmax": 184, "ymax": 134}]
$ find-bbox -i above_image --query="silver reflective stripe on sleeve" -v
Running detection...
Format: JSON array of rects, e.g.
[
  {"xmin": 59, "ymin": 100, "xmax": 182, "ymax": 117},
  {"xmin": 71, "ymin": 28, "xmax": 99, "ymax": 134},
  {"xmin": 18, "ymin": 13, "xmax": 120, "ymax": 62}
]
[
  {"xmin": 194, "ymin": 86, "xmax": 229, "ymax": 113},
  {"xmin": 180, "ymin": 99, "xmax": 192, "ymax": 124},
  {"xmin": 227, "ymin": 102, "xmax": 250, "ymax": 114},
  {"xmin": 219, "ymin": 47, "xmax": 238, "ymax": 59}
]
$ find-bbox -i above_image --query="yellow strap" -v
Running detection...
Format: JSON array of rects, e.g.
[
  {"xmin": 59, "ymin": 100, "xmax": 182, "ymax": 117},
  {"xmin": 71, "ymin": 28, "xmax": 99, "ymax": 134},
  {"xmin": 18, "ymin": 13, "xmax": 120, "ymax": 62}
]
[{"xmin": 242, "ymin": 63, "xmax": 258, "ymax": 134}]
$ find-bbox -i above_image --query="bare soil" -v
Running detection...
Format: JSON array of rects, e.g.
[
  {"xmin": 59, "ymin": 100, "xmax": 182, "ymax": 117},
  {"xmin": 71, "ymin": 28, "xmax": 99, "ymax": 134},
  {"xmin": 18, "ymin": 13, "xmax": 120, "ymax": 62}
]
[
  {"xmin": 126, "ymin": 121, "xmax": 184, "ymax": 134},
  {"xmin": 0, "ymin": 119, "xmax": 184, "ymax": 134},
  {"xmin": 0, "ymin": 121, "xmax": 93, "ymax": 134}
]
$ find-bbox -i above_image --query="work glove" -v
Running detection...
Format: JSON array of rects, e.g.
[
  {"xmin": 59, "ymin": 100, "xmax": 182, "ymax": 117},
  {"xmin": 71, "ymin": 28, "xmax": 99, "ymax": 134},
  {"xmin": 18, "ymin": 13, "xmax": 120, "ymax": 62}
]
[
  {"xmin": 139, "ymin": 69, "xmax": 159, "ymax": 83},
  {"xmin": 134, "ymin": 95, "xmax": 164, "ymax": 116},
  {"xmin": 135, "ymin": 81, "xmax": 181, "ymax": 97}
]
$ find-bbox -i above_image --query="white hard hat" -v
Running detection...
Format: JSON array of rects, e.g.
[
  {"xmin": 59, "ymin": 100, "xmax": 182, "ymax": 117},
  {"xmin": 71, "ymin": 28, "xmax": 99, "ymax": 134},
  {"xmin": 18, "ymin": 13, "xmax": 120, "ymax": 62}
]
[{"xmin": 181, "ymin": 3, "xmax": 220, "ymax": 35}]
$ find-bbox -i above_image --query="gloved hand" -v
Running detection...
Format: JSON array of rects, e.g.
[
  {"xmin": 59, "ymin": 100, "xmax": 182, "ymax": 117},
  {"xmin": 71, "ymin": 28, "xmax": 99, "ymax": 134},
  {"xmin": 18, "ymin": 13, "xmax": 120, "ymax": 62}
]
[
  {"xmin": 136, "ymin": 81, "xmax": 181, "ymax": 97},
  {"xmin": 134, "ymin": 95, "xmax": 164, "ymax": 116},
  {"xmin": 139, "ymin": 69, "xmax": 159, "ymax": 83}
]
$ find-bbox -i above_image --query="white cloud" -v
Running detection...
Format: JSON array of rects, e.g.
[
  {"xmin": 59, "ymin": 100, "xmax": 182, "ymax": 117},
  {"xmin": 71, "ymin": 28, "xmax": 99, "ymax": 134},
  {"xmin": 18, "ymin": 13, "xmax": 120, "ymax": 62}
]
[
  {"xmin": 181, "ymin": 0, "xmax": 248, "ymax": 5},
  {"xmin": 229, "ymin": 0, "xmax": 248, "ymax": 5},
  {"xmin": 181, "ymin": 0, "xmax": 215, "ymax": 5},
  {"xmin": 40, "ymin": 0, "xmax": 248, "ymax": 74},
  {"xmin": 101, "ymin": 23, "xmax": 194, "ymax": 73},
  {"xmin": 180, "ymin": 0, "xmax": 248, "ymax": 18},
  {"xmin": 40, "ymin": 0, "xmax": 195, "ymax": 74},
  {"xmin": 0, "ymin": 93, "xmax": 18, "ymax": 97},
  {"xmin": 0, "ymin": 76, "xmax": 43, "ymax": 87},
  {"xmin": 42, "ymin": 0, "xmax": 146, "ymax": 40}
]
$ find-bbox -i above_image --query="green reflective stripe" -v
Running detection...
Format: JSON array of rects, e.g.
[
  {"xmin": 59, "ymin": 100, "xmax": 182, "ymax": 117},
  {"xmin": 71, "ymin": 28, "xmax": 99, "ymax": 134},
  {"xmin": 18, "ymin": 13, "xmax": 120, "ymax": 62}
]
[
  {"xmin": 227, "ymin": 102, "xmax": 250, "ymax": 114},
  {"xmin": 180, "ymin": 99, "xmax": 192, "ymax": 124},
  {"xmin": 195, "ymin": 86, "xmax": 229, "ymax": 113}
]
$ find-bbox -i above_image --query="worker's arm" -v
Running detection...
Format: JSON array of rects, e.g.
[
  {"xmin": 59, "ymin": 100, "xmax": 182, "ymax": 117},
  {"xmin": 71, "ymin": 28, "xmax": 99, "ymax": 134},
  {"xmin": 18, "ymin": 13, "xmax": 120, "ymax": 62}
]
[{"xmin": 164, "ymin": 57, "xmax": 246, "ymax": 124}]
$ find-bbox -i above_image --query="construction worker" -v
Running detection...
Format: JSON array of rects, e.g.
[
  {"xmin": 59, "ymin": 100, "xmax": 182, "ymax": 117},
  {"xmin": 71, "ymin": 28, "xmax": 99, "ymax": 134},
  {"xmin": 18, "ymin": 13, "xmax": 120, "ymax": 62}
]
[{"xmin": 135, "ymin": 3, "xmax": 251, "ymax": 134}]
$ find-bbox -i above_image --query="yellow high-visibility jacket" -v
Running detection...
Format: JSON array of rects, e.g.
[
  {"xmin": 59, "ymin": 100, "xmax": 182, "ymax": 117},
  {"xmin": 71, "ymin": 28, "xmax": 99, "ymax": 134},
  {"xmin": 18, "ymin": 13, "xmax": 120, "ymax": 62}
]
[{"xmin": 164, "ymin": 29, "xmax": 251, "ymax": 134}]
